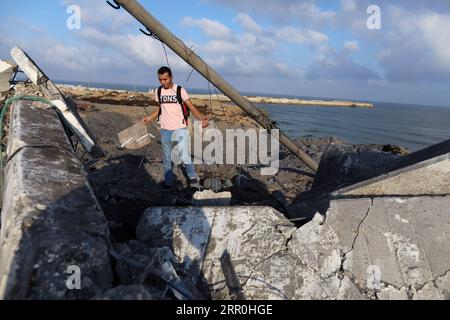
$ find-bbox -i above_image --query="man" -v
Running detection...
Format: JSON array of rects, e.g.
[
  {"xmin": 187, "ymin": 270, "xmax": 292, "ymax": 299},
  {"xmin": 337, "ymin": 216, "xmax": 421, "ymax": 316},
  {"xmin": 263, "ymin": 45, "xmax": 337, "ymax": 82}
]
[{"xmin": 143, "ymin": 66, "xmax": 208, "ymax": 190}]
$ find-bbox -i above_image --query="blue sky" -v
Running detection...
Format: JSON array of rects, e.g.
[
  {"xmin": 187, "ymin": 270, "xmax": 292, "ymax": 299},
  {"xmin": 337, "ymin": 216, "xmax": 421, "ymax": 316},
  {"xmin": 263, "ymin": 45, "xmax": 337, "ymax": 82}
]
[{"xmin": 1, "ymin": 0, "xmax": 450, "ymax": 106}]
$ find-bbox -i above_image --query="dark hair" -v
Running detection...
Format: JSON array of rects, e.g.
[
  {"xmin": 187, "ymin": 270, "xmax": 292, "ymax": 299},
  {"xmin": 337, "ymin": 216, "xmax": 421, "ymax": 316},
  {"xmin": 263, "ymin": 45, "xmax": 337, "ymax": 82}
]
[{"xmin": 157, "ymin": 66, "xmax": 172, "ymax": 77}]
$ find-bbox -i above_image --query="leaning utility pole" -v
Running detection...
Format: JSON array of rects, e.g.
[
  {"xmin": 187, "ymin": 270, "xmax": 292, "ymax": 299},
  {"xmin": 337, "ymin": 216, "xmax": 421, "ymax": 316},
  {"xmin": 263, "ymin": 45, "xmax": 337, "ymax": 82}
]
[{"xmin": 108, "ymin": 0, "xmax": 319, "ymax": 172}]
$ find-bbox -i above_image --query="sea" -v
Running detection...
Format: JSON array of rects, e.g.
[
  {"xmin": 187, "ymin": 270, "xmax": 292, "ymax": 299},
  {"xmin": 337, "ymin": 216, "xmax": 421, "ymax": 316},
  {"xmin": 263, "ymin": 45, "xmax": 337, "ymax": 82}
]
[{"xmin": 57, "ymin": 80, "xmax": 450, "ymax": 152}]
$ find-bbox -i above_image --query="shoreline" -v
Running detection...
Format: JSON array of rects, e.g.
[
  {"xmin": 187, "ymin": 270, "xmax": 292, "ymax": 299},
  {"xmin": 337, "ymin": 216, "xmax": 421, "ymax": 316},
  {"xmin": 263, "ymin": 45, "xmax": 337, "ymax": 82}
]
[
  {"xmin": 57, "ymin": 83, "xmax": 374, "ymax": 109},
  {"xmin": 189, "ymin": 93, "xmax": 374, "ymax": 108}
]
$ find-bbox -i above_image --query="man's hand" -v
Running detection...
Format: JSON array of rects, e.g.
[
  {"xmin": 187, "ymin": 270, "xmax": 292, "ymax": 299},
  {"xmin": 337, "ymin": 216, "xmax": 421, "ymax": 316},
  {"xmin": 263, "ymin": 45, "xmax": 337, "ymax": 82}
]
[
  {"xmin": 142, "ymin": 115, "xmax": 152, "ymax": 125},
  {"xmin": 201, "ymin": 117, "xmax": 209, "ymax": 128}
]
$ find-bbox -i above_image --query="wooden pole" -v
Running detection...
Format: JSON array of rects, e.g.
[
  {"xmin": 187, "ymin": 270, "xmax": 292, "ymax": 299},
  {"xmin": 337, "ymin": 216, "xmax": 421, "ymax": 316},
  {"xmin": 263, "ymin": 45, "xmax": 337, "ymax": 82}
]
[{"xmin": 114, "ymin": 0, "xmax": 319, "ymax": 172}]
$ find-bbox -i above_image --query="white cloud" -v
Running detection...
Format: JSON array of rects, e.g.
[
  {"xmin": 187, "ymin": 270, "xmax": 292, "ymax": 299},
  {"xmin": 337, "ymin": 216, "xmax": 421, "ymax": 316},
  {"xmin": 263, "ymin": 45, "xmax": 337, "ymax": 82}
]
[
  {"xmin": 340, "ymin": 0, "xmax": 357, "ymax": 12},
  {"xmin": 198, "ymin": 32, "xmax": 278, "ymax": 77},
  {"xmin": 181, "ymin": 12, "xmax": 374, "ymax": 82},
  {"xmin": 344, "ymin": 40, "xmax": 359, "ymax": 51},
  {"xmin": 417, "ymin": 13, "xmax": 450, "ymax": 71},
  {"xmin": 235, "ymin": 13, "xmax": 263, "ymax": 33},
  {"xmin": 181, "ymin": 17, "xmax": 232, "ymax": 38},
  {"xmin": 275, "ymin": 26, "xmax": 328, "ymax": 45},
  {"xmin": 376, "ymin": 8, "xmax": 450, "ymax": 82},
  {"xmin": 307, "ymin": 44, "xmax": 379, "ymax": 81},
  {"xmin": 61, "ymin": 0, "xmax": 136, "ymax": 32},
  {"xmin": 7, "ymin": 17, "xmax": 47, "ymax": 33},
  {"xmin": 205, "ymin": 0, "xmax": 337, "ymax": 26},
  {"xmin": 80, "ymin": 27, "xmax": 190, "ymax": 72}
]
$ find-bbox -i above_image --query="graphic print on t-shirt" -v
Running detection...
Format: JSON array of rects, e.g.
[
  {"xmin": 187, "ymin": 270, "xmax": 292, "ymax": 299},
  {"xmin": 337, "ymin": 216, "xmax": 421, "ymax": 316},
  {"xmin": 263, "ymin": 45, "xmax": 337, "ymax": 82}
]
[
  {"xmin": 155, "ymin": 84, "xmax": 190, "ymax": 130},
  {"xmin": 160, "ymin": 95, "xmax": 179, "ymax": 104}
]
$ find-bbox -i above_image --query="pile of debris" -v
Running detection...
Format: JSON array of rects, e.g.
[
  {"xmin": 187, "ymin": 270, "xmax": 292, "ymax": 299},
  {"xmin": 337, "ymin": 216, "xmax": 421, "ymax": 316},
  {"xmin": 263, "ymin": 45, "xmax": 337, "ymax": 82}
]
[{"xmin": 1, "ymin": 47, "xmax": 449, "ymax": 300}]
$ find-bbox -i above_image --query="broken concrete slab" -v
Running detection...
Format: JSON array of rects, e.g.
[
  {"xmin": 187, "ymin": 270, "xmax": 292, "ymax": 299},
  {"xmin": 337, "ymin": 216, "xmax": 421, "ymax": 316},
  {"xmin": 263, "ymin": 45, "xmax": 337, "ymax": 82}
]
[
  {"xmin": 5, "ymin": 98, "xmax": 73, "ymax": 157},
  {"xmin": 113, "ymin": 240, "xmax": 177, "ymax": 286},
  {"xmin": 193, "ymin": 190, "xmax": 231, "ymax": 206},
  {"xmin": 289, "ymin": 196, "xmax": 450, "ymax": 300},
  {"xmin": 312, "ymin": 144, "xmax": 403, "ymax": 193},
  {"xmin": 135, "ymin": 206, "xmax": 367, "ymax": 299},
  {"xmin": 136, "ymin": 206, "xmax": 301, "ymax": 299},
  {"xmin": 10, "ymin": 47, "xmax": 102, "ymax": 155},
  {"xmin": 313, "ymin": 139, "xmax": 450, "ymax": 198},
  {"xmin": 289, "ymin": 139, "xmax": 450, "ymax": 221},
  {"xmin": 334, "ymin": 153, "xmax": 450, "ymax": 197},
  {"xmin": 0, "ymin": 99, "xmax": 113, "ymax": 299},
  {"xmin": 0, "ymin": 60, "xmax": 16, "ymax": 93}
]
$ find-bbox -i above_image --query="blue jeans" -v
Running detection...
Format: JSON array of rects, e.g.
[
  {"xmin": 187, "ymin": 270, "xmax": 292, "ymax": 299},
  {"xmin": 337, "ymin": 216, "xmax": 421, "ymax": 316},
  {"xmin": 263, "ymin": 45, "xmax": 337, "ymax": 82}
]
[{"xmin": 160, "ymin": 128, "xmax": 196, "ymax": 185}]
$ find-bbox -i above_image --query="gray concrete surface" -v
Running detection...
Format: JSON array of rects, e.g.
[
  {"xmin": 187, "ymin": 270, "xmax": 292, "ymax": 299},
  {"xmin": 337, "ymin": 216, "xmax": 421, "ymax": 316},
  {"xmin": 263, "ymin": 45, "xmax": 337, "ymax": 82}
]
[
  {"xmin": 0, "ymin": 60, "xmax": 15, "ymax": 93},
  {"xmin": 0, "ymin": 99, "xmax": 113, "ymax": 299},
  {"xmin": 334, "ymin": 153, "xmax": 450, "ymax": 197},
  {"xmin": 289, "ymin": 196, "xmax": 450, "ymax": 299},
  {"xmin": 136, "ymin": 198, "xmax": 450, "ymax": 300}
]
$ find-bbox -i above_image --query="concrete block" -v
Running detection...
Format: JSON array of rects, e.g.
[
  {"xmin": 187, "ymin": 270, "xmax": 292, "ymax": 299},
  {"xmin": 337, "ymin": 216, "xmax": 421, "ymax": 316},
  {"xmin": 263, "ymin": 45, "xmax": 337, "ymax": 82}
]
[
  {"xmin": 0, "ymin": 100, "xmax": 113, "ymax": 299},
  {"xmin": 335, "ymin": 154, "xmax": 450, "ymax": 197},
  {"xmin": 136, "ymin": 206, "xmax": 299, "ymax": 299},
  {"xmin": 295, "ymin": 196, "xmax": 450, "ymax": 300},
  {"xmin": 0, "ymin": 60, "xmax": 15, "ymax": 93}
]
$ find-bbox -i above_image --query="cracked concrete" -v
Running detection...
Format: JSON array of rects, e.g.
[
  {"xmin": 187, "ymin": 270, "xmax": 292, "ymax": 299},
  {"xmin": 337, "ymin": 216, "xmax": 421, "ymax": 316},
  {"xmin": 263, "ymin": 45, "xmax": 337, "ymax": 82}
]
[
  {"xmin": 134, "ymin": 195, "xmax": 450, "ymax": 299},
  {"xmin": 136, "ymin": 206, "xmax": 369, "ymax": 299},
  {"xmin": 136, "ymin": 206, "xmax": 298, "ymax": 299},
  {"xmin": 290, "ymin": 196, "xmax": 450, "ymax": 300}
]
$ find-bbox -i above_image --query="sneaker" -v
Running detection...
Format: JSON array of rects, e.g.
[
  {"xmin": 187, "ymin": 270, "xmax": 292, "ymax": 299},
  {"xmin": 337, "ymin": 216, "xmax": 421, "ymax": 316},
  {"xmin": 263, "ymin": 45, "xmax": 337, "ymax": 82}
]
[{"xmin": 189, "ymin": 178, "xmax": 202, "ymax": 190}]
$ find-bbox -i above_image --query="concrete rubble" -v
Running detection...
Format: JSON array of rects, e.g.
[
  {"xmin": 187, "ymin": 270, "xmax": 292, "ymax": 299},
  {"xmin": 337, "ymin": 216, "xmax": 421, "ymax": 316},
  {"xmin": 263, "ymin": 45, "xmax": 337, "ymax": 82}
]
[
  {"xmin": 334, "ymin": 140, "xmax": 450, "ymax": 197},
  {"xmin": 1, "ymin": 48, "xmax": 449, "ymax": 300},
  {"xmin": 131, "ymin": 136, "xmax": 450, "ymax": 300},
  {"xmin": 136, "ymin": 206, "xmax": 301, "ymax": 299},
  {"xmin": 0, "ymin": 96, "xmax": 113, "ymax": 299},
  {"xmin": 0, "ymin": 60, "xmax": 16, "ymax": 93},
  {"xmin": 1, "ymin": 89, "xmax": 449, "ymax": 300},
  {"xmin": 291, "ymin": 197, "xmax": 450, "ymax": 300},
  {"xmin": 193, "ymin": 190, "xmax": 232, "ymax": 206},
  {"xmin": 10, "ymin": 47, "xmax": 100, "ymax": 155},
  {"xmin": 132, "ymin": 194, "xmax": 450, "ymax": 300}
]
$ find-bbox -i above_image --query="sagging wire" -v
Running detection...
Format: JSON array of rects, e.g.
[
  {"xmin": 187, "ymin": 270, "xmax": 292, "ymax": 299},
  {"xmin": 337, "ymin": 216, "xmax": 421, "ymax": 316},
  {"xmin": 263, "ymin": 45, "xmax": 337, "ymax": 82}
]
[
  {"xmin": 139, "ymin": 27, "xmax": 171, "ymax": 68},
  {"xmin": 161, "ymin": 43, "xmax": 171, "ymax": 69},
  {"xmin": 185, "ymin": 45, "xmax": 197, "ymax": 83}
]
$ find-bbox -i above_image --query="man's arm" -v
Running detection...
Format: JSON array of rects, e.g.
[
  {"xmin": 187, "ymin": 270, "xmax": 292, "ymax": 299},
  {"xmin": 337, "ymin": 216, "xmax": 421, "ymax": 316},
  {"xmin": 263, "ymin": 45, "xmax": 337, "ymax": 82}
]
[
  {"xmin": 185, "ymin": 99, "xmax": 209, "ymax": 128},
  {"xmin": 142, "ymin": 106, "xmax": 160, "ymax": 125}
]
